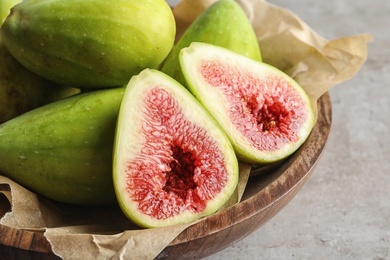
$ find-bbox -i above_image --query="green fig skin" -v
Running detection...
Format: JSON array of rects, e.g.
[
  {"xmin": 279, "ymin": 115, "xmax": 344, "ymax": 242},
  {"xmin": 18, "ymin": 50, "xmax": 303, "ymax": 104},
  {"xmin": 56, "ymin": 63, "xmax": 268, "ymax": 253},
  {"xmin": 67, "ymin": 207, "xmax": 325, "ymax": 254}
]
[
  {"xmin": 0, "ymin": 0, "xmax": 21, "ymax": 24},
  {"xmin": 0, "ymin": 42, "xmax": 80, "ymax": 124},
  {"xmin": 161, "ymin": 0, "xmax": 262, "ymax": 86},
  {"xmin": 0, "ymin": 88, "xmax": 125, "ymax": 205},
  {"xmin": 0, "ymin": 0, "xmax": 176, "ymax": 89}
]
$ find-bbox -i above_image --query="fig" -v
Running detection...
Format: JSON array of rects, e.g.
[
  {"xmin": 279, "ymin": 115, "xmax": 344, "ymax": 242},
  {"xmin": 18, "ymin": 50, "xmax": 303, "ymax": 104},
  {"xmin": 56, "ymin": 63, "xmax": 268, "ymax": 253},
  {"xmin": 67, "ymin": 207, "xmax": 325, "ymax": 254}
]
[
  {"xmin": 180, "ymin": 42, "xmax": 315, "ymax": 164},
  {"xmin": 161, "ymin": 0, "xmax": 261, "ymax": 86},
  {"xmin": 0, "ymin": 42, "xmax": 80, "ymax": 124},
  {"xmin": 0, "ymin": 0, "xmax": 175, "ymax": 89},
  {"xmin": 0, "ymin": 88, "xmax": 125, "ymax": 205},
  {"xmin": 113, "ymin": 69, "xmax": 239, "ymax": 228}
]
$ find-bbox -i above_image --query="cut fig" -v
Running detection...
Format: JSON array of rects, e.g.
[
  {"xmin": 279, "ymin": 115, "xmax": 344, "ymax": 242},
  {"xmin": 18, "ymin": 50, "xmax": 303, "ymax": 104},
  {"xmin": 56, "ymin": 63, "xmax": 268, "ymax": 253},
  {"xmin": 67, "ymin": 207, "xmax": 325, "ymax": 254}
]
[
  {"xmin": 113, "ymin": 69, "xmax": 239, "ymax": 228},
  {"xmin": 179, "ymin": 42, "xmax": 315, "ymax": 164}
]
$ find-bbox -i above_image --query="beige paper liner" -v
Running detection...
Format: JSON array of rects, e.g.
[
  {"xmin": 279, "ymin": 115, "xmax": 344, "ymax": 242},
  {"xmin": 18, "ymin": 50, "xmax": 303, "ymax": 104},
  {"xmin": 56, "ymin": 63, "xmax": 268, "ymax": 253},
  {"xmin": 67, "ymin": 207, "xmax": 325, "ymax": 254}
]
[
  {"xmin": 0, "ymin": 0, "xmax": 372, "ymax": 259},
  {"xmin": 1, "ymin": 162, "xmax": 251, "ymax": 259}
]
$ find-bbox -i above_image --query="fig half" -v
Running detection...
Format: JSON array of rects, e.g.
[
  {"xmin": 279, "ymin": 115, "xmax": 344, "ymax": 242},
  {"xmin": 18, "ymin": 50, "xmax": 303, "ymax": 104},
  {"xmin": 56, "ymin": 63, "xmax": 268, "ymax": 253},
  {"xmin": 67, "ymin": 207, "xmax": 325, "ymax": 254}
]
[
  {"xmin": 113, "ymin": 69, "xmax": 239, "ymax": 228},
  {"xmin": 180, "ymin": 42, "xmax": 315, "ymax": 164}
]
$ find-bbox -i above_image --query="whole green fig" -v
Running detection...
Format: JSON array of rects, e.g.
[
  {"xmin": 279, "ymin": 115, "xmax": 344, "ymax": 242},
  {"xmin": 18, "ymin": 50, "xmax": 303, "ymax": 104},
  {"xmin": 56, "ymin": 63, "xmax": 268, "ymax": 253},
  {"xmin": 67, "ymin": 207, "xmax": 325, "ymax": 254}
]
[
  {"xmin": 0, "ymin": 88, "xmax": 125, "ymax": 205},
  {"xmin": 0, "ymin": 42, "xmax": 80, "ymax": 124},
  {"xmin": 0, "ymin": 0, "xmax": 176, "ymax": 89},
  {"xmin": 161, "ymin": 0, "xmax": 262, "ymax": 86}
]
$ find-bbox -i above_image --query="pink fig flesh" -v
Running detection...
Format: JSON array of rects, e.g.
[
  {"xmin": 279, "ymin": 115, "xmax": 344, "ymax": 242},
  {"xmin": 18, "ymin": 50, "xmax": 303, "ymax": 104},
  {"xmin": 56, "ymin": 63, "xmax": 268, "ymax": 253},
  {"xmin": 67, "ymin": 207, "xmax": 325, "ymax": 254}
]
[
  {"xmin": 180, "ymin": 42, "xmax": 315, "ymax": 164},
  {"xmin": 113, "ymin": 69, "xmax": 238, "ymax": 228}
]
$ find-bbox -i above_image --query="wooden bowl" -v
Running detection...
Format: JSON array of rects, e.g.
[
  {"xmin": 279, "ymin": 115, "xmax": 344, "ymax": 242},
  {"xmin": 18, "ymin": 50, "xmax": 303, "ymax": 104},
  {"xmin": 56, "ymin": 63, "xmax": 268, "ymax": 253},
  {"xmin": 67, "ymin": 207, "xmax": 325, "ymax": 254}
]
[{"xmin": 0, "ymin": 93, "xmax": 332, "ymax": 259}]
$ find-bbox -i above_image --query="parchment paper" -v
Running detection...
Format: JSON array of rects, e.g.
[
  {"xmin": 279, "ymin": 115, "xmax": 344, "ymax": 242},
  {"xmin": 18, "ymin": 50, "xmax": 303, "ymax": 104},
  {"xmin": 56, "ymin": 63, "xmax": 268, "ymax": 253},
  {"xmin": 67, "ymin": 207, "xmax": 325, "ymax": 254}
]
[{"xmin": 0, "ymin": 0, "xmax": 371, "ymax": 259}]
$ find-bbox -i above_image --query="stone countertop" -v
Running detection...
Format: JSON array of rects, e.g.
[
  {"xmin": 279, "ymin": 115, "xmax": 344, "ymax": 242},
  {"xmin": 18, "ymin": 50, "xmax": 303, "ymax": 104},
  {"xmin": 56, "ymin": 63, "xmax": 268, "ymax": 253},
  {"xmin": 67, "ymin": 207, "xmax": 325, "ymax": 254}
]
[{"xmin": 206, "ymin": 0, "xmax": 389, "ymax": 259}]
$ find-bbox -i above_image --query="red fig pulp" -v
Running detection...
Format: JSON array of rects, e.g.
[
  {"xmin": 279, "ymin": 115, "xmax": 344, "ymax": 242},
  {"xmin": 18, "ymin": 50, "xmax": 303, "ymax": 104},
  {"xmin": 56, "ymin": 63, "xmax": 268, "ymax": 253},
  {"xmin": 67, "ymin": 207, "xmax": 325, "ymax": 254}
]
[
  {"xmin": 180, "ymin": 42, "xmax": 315, "ymax": 164},
  {"xmin": 113, "ymin": 69, "xmax": 238, "ymax": 228}
]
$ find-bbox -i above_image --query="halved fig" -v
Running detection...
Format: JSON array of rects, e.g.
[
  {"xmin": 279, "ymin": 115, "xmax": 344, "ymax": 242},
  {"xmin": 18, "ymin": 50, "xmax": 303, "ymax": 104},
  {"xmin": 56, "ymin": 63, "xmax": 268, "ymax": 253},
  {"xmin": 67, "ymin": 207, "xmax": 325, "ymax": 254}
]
[
  {"xmin": 179, "ymin": 42, "xmax": 315, "ymax": 164},
  {"xmin": 113, "ymin": 69, "xmax": 239, "ymax": 228}
]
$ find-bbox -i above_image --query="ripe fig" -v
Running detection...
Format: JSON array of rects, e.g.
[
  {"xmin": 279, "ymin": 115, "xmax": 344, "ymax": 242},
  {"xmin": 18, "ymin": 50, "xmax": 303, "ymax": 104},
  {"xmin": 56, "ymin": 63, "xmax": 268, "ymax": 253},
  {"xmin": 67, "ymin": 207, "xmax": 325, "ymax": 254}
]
[
  {"xmin": 0, "ymin": 88, "xmax": 125, "ymax": 205},
  {"xmin": 180, "ymin": 42, "xmax": 315, "ymax": 164},
  {"xmin": 0, "ymin": 0, "xmax": 175, "ymax": 89},
  {"xmin": 161, "ymin": 0, "xmax": 261, "ymax": 86},
  {"xmin": 113, "ymin": 69, "xmax": 239, "ymax": 228},
  {"xmin": 0, "ymin": 42, "xmax": 79, "ymax": 124}
]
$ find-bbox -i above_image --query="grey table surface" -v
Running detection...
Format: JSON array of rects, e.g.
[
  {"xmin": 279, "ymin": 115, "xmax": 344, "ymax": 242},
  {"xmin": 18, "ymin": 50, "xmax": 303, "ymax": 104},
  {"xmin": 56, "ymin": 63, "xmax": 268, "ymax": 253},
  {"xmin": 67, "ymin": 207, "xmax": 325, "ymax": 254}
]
[{"xmin": 201, "ymin": 0, "xmax": 389, "ymax": 259}]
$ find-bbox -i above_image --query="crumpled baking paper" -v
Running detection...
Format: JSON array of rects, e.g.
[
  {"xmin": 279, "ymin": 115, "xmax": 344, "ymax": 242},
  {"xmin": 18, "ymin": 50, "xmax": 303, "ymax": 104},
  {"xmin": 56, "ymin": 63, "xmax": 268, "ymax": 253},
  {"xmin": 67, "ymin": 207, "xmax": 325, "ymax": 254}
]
[
  {"xmin": 0, "ymin": 162, "xmax": 251, "ymax": 260},
  {"xmin": 0, "ymin": 0, "xmax": 372, "ymax": 259}
]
